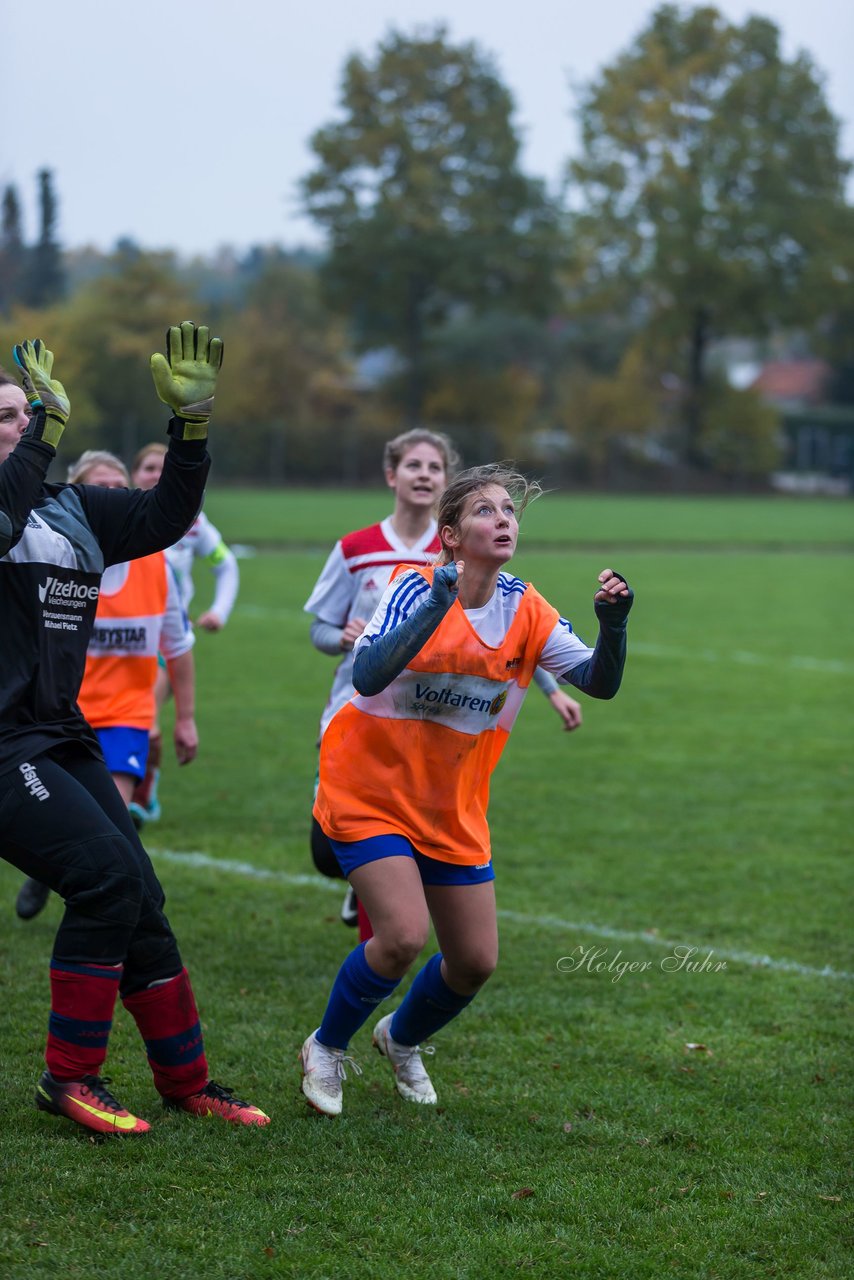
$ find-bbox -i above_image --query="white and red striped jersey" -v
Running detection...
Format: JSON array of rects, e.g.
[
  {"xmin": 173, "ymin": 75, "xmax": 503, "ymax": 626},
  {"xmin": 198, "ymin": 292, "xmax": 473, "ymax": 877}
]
[{"xmin": 304, "ymin": 516, "xmax": 440, "ymax": 736}]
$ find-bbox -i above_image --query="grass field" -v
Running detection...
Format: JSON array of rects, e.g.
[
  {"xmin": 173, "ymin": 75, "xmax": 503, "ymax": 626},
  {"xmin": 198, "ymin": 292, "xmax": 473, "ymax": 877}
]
[
  {"xmin": 0, "ymin": 491, "xmax": 851, "ymax": 1279},
  {"xmin": 203, "ymin": 488, "xmax": 854, "ymax": 549}
]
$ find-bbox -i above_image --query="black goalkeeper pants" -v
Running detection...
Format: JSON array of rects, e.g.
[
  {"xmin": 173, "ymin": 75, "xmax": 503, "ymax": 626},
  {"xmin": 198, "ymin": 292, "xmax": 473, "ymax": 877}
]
[{"xmin": 1, "ymin": 743, "xmax": 182, "ymax": 996}]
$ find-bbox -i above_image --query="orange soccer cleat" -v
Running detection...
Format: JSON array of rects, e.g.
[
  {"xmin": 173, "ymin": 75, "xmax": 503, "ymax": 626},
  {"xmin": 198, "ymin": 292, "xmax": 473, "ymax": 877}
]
[
  {"xmin": 164, "ymin": 1080, "xmax": 270, "ymax": 1127},
  {"xmin": 35, "ymin": 1071, "xmax": 151, "ymax": 1135}
]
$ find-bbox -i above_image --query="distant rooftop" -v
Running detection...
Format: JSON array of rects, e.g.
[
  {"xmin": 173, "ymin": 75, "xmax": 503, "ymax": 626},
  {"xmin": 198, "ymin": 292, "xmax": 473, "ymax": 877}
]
[{"xmin": 751, "ymin": 359, "xmax": 831, "ymax": 405}]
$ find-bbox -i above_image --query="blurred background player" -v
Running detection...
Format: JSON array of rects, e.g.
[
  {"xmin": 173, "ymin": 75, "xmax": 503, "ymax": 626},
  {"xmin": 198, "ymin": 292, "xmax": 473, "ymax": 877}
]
[
  {"xmin": 300, "ymin": 464, "xmax": 633, "ymax": 1117},
  {"xmin": 129, "ymin": 441, "xmax": 239, "ymax": 824},
  {"xmin": 15, "ymin": 449, "xmax": 198, "ymax": 920},
  {"xmin": 0, "ymin": 326, "xmax": 269, "ymax": 1134},
  {"xmin": 304, "ymin": 430, "xmax": 584, "ymax": 937}
]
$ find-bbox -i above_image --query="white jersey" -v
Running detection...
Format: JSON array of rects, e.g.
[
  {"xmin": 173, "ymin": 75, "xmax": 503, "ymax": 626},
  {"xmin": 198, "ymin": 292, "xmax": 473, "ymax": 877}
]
[
  {"xmin": 305, "ymin": 516, "xmax": 441, "ymax": 736},
  {"xmin": 358, "ymin": 569, "xmax": 595, "ymax": 678},
  {"xmin": 165, "ymin": 510, "xmax": 239, "ymax": 624}
]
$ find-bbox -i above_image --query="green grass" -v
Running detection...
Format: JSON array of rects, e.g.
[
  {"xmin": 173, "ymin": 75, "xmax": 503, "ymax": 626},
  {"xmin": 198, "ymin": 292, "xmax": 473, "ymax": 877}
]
[
  {"xmin": 0, "ymin": 494, "xmax": 851, "ymax": 1279},
  {"xmin": 204, "ymin": 488, "xmax": 854, "ymax": 549}
]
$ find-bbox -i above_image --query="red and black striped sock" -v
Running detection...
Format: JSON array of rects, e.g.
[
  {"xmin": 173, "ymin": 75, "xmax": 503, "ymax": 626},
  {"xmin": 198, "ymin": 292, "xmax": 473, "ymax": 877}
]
[
  {"xmin": 46, "ymin": 959, "xmax": 122, "ymax": 1081},
  {"xmin": 122, "ymin": 967, "xmax": 208, "ymax": 1101}
]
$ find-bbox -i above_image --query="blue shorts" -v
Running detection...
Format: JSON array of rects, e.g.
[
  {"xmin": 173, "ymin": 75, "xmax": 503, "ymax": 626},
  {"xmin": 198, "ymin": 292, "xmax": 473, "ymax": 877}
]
[
  {"xmin": 95, "ymin": 727, "xmax": 150, "ymax": 781},
  {"xmin": 328, "ymin": 833, "xmax": 495, "ymax": 886}
]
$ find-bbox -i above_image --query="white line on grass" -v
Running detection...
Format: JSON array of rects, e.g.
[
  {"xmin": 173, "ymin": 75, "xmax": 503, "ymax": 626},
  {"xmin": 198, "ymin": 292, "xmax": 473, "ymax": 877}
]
[
  {"xmin": 151, "ymin": 847, "xmax": 853, "ymax": 982},
  {"xmin": 631, "ymin": 641, "xmax": 854, "ymax": 676}
]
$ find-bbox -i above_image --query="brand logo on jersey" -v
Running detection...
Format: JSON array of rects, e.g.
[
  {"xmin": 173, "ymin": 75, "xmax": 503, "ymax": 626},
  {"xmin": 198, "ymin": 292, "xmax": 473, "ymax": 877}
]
[
  {"xmin": 19, "ymin": 762, "xmax": 50, "ymax": 801},
  {"xmin": 38, "ymin": 575, "xmax": 99, "ymax": 605},
  {"xmin": 505, "ymin": 657, "xmax": 521, "ymax": 670},
  {"xmin": 26, "ymin": 514, "xmax": 41, "ymax": 528},
  {"xmin": 90, "ymin": 624, "xmax": 148, "ymax": 651},
  {"xmin": 413, "ymin": 681, "xmax": 507, "ymax": 716}
]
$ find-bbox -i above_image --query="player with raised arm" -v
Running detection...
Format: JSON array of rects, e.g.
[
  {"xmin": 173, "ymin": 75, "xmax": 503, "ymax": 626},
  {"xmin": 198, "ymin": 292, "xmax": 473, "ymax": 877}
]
[
  {"xmin": 14, "ymin": 449, "xmax": 199, "ymax": 920},
  {"xmin": 299, "ymin": 464, "xmax": 633, "ymax": 1117},
  {"xmin": 305, "ymin": 432, "xmax": 584, "ymax": 935},
  {"xmin": 0, "ymin": 326, "xmax": 270, "ymax": 1134}
]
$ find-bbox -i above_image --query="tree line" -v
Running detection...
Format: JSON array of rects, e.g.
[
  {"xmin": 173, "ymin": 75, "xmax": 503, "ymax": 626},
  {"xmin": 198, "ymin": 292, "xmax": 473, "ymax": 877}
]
[{"xmin": 1, "ymin": 5, "xmax": 852, "ymax": 487}]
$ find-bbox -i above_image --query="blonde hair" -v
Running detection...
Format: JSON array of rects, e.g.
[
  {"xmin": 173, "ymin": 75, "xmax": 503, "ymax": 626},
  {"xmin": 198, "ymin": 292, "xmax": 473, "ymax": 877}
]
[
  {"xmin": 131, "ymin": 441, "xmax": 167, "ymax": 475},
  {"xmin": 436, "ymin": 463, "xmax": 542, "ymax": 563},
  {"xmin": 67, "ymin": 450, "xmax": 129, "ymax": 486},
  {"xmin": 383, "ymin": 428, "xmax": 460, "ymax": 479}
]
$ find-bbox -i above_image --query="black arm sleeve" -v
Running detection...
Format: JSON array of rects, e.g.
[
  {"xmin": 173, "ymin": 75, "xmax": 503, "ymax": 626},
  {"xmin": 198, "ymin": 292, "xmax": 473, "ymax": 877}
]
[
  {"xmin": 79, "ymin": 437, "xmax": 211, "ymax": 566},
  {"xmin": 352, "ymin": 598, "xmax": 449, "ymax": 696},
  {"xmin": 564, "ymin": 593, "xmax": 633, "ymax": 700},
  {"xmin": 0, "ymin": 438, "xmax": 56, "ymax": 556}
]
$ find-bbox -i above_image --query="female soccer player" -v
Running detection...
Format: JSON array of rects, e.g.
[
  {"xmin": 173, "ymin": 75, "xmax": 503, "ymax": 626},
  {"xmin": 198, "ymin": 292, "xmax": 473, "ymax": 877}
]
[
  {"xmin": 14, "ymin": 449, "xmax": 198, "ymax": 920},
  {"xmin": 304, "ymin": 432, "xmax": 584, "ymax": 935},
  {"xmin": 0, "ymin": 327, "xmax": 269, "ymax": 1134},
  {"xmin": 300, "ymin": 463, "xmax": 633, "ymax": 1116}
]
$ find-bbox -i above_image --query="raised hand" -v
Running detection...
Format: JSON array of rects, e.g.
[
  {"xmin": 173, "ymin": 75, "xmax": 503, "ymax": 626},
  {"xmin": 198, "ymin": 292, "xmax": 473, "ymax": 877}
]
[
  {"xmin": 594, "ymin": 568, "xmax": 631, "ymax": 602},
  {"xmin": 593, "ymin": 568, "xmax": 634, "ymax": 620},
  {"xmin": 150, "ymin": 321, "xmax": 223, "ymax": 441},
  {"xmin": 12, "ymin": 339, "xmax": 71, "ymax": 449},
  {"xmin": 430, "ymin": 560, "xmax": 464, "ymax": 610}
]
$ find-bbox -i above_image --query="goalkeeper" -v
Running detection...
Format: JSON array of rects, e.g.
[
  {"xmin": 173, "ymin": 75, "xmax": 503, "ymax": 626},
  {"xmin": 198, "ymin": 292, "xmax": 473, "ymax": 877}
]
[{"xmin": 0, "ymin": 325, "xmax": 270, "ymax": 1135}]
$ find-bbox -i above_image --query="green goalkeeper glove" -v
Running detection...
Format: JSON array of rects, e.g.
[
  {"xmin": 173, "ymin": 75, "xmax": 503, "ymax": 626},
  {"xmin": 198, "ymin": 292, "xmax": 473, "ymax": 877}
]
[
  {"xmin": 149, "ymin": 321, "xmax": 223, "ymax": 441},
  {"xmin": 12, "ymin": 339, "xmax": 71, "ymax": 450}
]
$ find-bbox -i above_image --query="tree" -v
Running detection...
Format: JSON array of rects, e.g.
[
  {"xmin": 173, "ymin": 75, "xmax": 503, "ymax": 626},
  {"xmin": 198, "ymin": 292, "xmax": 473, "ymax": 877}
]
[
  {"xmin": 0, "ymin": 185, "xmax": 26, "ymax": 315},
  {"xmin": 57, "ymin": 246, "xmax": 193, "ymax": 459},
  {"xmin": 24, "ymin": 169, "xmax": 65, "ymax": 307},
  {"xmin": 303, "ymin": 25, "xmax": 563, "ymax": 422},
  {"xmin": 213, "ymin": 255, "xmax": 351, "ymax": 481},
  {"xmin": 567, "ymin": 4, "xmax": 852, "ymax": 466}
]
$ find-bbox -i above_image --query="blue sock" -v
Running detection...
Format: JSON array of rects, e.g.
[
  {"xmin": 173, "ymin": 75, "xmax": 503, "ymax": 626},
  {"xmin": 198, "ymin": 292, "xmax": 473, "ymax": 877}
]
[
  {"xmin": 318, "ymin": 943, "xmax": 400, "ymax": 1050},
  {"xmin": 390, "ymin": 953, "xmax": 475, "ymax": 1046}
]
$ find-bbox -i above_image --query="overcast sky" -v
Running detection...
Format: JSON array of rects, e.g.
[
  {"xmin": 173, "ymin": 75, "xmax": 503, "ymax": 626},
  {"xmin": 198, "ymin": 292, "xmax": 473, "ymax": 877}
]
[{"xmin": 3, "ymin": 0, "xmax": 852, "ymax": 258}]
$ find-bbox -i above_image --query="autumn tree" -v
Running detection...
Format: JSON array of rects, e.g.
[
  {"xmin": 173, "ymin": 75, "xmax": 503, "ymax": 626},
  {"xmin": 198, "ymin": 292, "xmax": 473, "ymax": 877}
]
[
  {"xmin": 55, "ymin": 245, "xmax": 194, "ymax": 459},
  {"xmin": 213, "ymin": 254, "xmax": 351, "ymax": 481},
  {"xmin": 303, "ymin": 25, "xmax": 563, "ymax": 422},
  {"xmin": 567, "ymin": 4, "xmax": 851, "ymax": 466}
]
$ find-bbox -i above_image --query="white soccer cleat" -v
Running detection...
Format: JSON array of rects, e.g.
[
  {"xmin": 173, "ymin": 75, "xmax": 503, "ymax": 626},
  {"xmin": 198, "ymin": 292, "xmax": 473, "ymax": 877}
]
[
  {"xmin": 299, "ymin": 1030, "xmax": 361, "ymax": 1117},
  {"xmin": 372, "ymin": 1013, "xmax": 438, "ymax": 1105}
]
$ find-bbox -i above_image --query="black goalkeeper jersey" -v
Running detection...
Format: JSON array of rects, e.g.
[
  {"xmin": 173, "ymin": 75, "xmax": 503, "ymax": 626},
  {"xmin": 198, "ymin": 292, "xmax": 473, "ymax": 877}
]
[{"xmin": 0, "ymin": 434, "xmax": 210, "ymax": 774}]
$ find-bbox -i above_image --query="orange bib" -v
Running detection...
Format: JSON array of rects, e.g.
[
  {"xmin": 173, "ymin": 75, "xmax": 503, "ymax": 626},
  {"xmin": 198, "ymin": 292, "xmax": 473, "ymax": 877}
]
[
  {"xmin": 77, "ymin": 554, "xmax": 169, "ymax": 731},
  {"xmin": 314, "ymin": 565, "xmax": 558, "ymax": 864}
]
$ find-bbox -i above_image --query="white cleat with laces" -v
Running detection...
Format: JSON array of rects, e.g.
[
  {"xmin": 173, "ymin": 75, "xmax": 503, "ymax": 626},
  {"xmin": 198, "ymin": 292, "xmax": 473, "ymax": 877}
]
[
  {"xmin": 299, "ymin": 1030, "xmax": 361, "ymax": 1117},
  {"xmin": 372, "ymin": 1013, "xmax": 438, "ymax": 1105}
]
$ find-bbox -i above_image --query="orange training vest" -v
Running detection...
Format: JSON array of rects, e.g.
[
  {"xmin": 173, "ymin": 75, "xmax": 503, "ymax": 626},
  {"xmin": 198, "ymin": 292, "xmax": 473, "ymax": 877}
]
[
  {"xmin": 77, "ymin": 554, "xmax": 170, "ymax": 732},
  {"xmin": 314, "ymin": 564, "xmax": 559, "ymax": 864}
]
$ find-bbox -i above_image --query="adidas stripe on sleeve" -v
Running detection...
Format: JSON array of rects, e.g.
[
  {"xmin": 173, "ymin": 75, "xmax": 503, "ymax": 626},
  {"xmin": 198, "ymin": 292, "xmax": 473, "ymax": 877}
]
[{"xmin": 355, "ymin": 570, "xmax": 431, "ymax": 654}]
